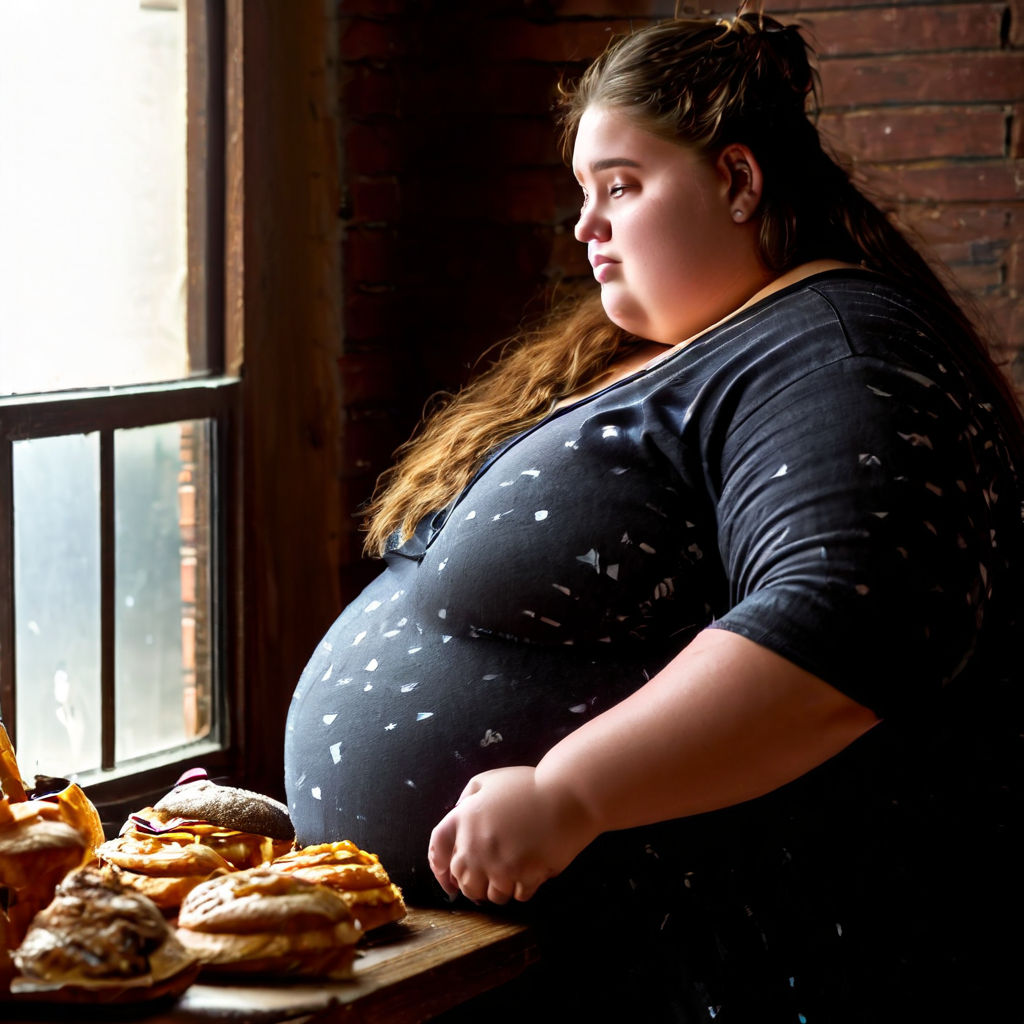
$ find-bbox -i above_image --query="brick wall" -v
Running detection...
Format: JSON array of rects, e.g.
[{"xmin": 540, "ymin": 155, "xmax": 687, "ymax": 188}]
[{"xmin": 334, "ymin": 0, "xmax": 1024, "ymax": 595}]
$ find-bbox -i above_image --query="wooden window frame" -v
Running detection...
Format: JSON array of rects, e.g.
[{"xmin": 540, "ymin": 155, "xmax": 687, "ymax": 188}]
[
  {"xmin": 0, "ymin": 0, "xmax": 244, "ymax": 824},
  {"xmin": 2, "ymin": 0, "xmax": 347, "ymax": 820}
]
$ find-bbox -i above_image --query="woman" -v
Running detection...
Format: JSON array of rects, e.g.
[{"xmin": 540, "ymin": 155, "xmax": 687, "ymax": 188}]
[{"xmin": 285, "ymin": 12, "xmax": 1023, "ymax": 1020}]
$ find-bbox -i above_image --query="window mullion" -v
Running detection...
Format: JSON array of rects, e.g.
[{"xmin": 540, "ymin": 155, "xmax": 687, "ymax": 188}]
[
  {"xmin": 100, "ymin": 428, "xmax": 115, "ymax": 771},
  {"xmin": 0, "ymin": 436, "xmax": 14, "ymax": 743}
]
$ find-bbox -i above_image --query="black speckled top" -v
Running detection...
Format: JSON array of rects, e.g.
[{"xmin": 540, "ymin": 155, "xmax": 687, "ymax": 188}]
[{"xmin": 284, "ymin": 271, "xmax": 1023, "ymax": 946}]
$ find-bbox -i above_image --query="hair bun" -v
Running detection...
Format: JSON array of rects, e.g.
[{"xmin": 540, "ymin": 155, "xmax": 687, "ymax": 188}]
[{"xmin": 730, "ymin": 13, "xmax": 815, "ymax": 107}]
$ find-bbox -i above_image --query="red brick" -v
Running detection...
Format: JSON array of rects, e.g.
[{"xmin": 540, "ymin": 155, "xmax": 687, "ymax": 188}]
[
  {"xmin": 1012, "ymin": 0, "xmax": 1024, "ymax": 48},
  {"xmin": 865, "ymin": 160, "xmax": 1024, "ymax": 203},
  {"xmin": 774, "ymin": 0, "xmax": 899, "ymax": 9},
  {"xmin": 344, "ymin": 291, "xmax": 401, "ymax": 341},
  {"xmin": 364, "ymin": 116, "xmax": 562, "ymax": 171},
  {"xmin": 343, "ymin": 66, "xmax": 402, "ymax": 118},
  {"xmin": 797, "ymin": 5, "xmax": 1003, "ymax": 58},
  {"xmin": 981, "ymin": 297, "xmax": 1024, "ymax": 362},
  {"xmin": 339, "ymin": 18, "xmax": 407, "ymax": 60},
  {"xmin": 552, "ymin": 0, "xmax": 675, "ymax": 14},
  {"xmin": 895, "ymin": 202, "xmax": 1020, "ymax": 248},
  {"xmin": 1007, "ymin": 241, "xmax": 1024, "ymax": 297},
  {"xmin": 820, "ymin": 107, "xmax": 1007, "ymax": 163},
  {"xmin": 924, "ymin": 235, "xmax": 1016, "ymax": 269},
  {"xmin": 948, "ymin": 261, "xmax": 1004, "ymax": 294},
  {"xmin": 477, "ymin": 118, "xmax": 563, "ymax": 168},
  {"xmin": 409, "ymin": 64, "xmax": 562, "ymax": 117},
  {"xmin": 347, "ymin": 178, "xmax": 401, "ymax": 224},
  {"xmin": 180, "ymin": 557, "xmax": 196, "ymax": 605},
  {"xmin": 1011, "ymin": 105, "xmax": 1024, "ymax": 160},
  {"xmin": 820, "ymin": 53, "xmax": 1024, "ymax": 108},
  {"xmin": 178, "ymin": 484, "xmax": 196, "ymax": 529},
  {"xmin": 337, "ymin": 352, "xmax": 402, "ymax": 405},
  {"xmin": 181, "ymin": 617, "xmax": 196, "ymax": 675},
  {"xmin": 481, "ymin": 19, "xmax": 641, "ymax": 62},
  {"xmin": 344, "ymin": 123, "xmax": 403, "ymax": 175},
  {"xmin": 344, "ymin": 229, "xmax": 398, "ymax": 283},
  {"xmin": 340, "ymin": 415, "xmax": 408, "ymax": 477},
  {"xmin": 378, "ymin": 225, "xmax": 551, "ymax": 294},
  {"xmin": 338, "ymin": 0, "xmax": 407, "ymax": 15},
  {"xmin": 929, "ymin": 240, "xmax": 978, "ymax": 266},
  {"xmin": 403, "ymin": 168, "xmax": 558, "ymax": 223}
]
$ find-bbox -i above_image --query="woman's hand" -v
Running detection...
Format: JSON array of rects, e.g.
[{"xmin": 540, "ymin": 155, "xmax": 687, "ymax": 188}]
[
  {"xmin": 428, "ymin": 630, "xmax": 879, "ymax": 906},
  {"xmin": 428, "ymin": 765, "xmax": 599, "ymax": 904}
]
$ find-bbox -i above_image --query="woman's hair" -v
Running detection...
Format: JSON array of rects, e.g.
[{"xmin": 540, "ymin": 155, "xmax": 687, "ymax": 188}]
[
  {"xmin": 362, "ymin": 11, "xmax": 1022, "ymax": 557},
  {"xmin": 362, "ymin": 292, "xmax": 640, "ymax": 555}
]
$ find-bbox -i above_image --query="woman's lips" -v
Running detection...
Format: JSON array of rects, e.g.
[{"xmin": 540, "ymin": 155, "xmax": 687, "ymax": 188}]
[{"xmin": 590, "ymin": 253, "xmax": 618, "ymax": 283}]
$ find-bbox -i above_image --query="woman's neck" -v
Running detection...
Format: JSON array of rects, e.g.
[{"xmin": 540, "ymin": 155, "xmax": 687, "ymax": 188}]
[
  {"xmin": 555, "ymin": 259, "xmax": 863, "ymax": 410},
  {"xmin": 652, "ymin": 258, "xmax": 863, "ymax": 362}
]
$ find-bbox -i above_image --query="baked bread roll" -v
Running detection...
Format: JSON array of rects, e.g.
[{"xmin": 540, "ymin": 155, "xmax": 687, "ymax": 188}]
[
  {"xmin": 153, "ymin": 777, "xmax": 294, "ymax": 842},
  {"xmin": 120, "ymin": 772, "xmax": 294, "ymax": 871},
  {"xmin": 176, "ymin": 867, "xmax": 363, "ymax": 979},
  {"xmin": 0, "ymin": 724, "xmax": 104, "ymax": 949},
  {"xmin": 95, "ymin": 833, "xmax": 234, "ymax": 912},
  {"xmin": 102, "ymin": 770, "xmax": 296, "ymax": 911},
  {"xmin": 0, "ymin": 799, "xmax": 87, "ymax": 948},
  {"xmin": 0, "ymin": 901, "xmax": 15, "ymax": 993},
  {"xmin": 11, "ymin": 864, "xmax": 198, "ymax": 1000},
  {"xmin": 271, "ymin": 840, "xmax": 407, "ymax": 932},
  {"xmin": 28, "ymin": 775, "xmax": 105, "ymax": 856}
]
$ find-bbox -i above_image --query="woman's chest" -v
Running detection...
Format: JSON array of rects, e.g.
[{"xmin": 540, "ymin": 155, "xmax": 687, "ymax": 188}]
[{"xmin": 402, "ymin": 396, "xmax": 726, "ymax": 646}]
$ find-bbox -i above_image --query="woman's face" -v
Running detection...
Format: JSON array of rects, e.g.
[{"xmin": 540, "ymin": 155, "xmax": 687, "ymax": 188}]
[{"xmin": 572, "ymin": 105, "xmax": 765, "ymax": 345}]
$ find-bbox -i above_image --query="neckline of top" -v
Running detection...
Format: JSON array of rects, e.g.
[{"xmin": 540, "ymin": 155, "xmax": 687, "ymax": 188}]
[
  {"xmin": 553, "ymin": 266, "xmax": 887, "ymax": 420},
  {"xmin": 402, "ymin": 267, "xmax": 888, "ymax": 555}
]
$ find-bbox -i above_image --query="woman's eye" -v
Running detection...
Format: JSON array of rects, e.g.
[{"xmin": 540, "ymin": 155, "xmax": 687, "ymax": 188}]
[{"xmin": 608, "ymin": 183, "xmax": 631, "ymax": 198}]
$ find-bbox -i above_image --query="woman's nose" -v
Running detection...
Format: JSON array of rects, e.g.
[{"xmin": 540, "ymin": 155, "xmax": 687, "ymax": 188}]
[{"xmin": 574, "ymin": 203, "xmax": 609, "ymax": 244}]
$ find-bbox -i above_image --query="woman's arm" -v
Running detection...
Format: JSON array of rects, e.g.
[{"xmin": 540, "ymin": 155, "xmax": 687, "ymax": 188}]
[{"xmin": 428, "ymin": 627, "xmax": 879, "ymax": 904}]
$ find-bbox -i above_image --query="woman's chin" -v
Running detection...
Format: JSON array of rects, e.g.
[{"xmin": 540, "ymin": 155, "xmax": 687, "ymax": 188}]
[{"xmin": 599, "ymin": 293, "xmax": 649, "ymax": 338}]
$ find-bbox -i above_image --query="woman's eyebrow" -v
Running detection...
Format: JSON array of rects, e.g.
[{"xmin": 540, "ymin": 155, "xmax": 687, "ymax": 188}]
[{"xmin": 590, "ymin": 157, "xmax": 641, "ymax": 172}]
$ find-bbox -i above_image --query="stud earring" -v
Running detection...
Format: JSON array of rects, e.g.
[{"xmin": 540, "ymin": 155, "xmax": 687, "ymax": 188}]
[{"xmin": 732, "ymin": 209, "xmax": 744, "ymax": 221}]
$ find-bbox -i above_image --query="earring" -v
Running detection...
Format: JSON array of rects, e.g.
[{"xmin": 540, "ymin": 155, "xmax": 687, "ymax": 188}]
[{"xmin": 732, "ymin": 209, "xmax": 744, "ymax": 221}]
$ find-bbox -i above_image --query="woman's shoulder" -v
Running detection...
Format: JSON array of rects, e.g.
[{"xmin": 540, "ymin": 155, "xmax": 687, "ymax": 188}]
[
  {"xmin": 799, "ymin": 268, "xmax": 951, "ymax": 333},
  {"xmin": 750, "ymin": 267, "xmax": 949, "ymax": 341},
  {"xmin": 562, "ymin": 268, "xmax": 972, "ymax": 427},
  {"xmin": 645, "ymin": 268, "xmax": 906, "ymax": 384},
  {"xmin": 687, "ymin": 267, "xmax": 963, "ymax": 374}
]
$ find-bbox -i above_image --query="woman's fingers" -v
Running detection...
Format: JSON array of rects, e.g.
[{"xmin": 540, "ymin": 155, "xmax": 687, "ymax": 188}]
[
  {"xmin": 486, "ymin": 881, "xmax": 514, "ymax": 905},
  {"xmin": 429, "ymin": 767, "xmax": 576, "ymax": 904},
  {"xmin": 513, "ymin": 878, "xmax": 537, "ymax": 902},
  {"xmin": 427, "ymin": 813, "xmax": 459, "ymax": 896},
  {"xmin": 450, "ymin": 860, "xmax": 489, "ymax": 902}
]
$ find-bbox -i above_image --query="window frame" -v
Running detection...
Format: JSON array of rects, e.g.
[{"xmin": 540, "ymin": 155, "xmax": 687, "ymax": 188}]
[{"xmin": 0, "ymin": 0, "xmax": 243, "ymax": 821}]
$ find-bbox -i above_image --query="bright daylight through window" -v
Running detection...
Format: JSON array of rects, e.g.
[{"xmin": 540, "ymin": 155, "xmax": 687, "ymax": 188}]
[{"xmin": 0, "ymin": 0, "xmax": 228, "ymax": 786}]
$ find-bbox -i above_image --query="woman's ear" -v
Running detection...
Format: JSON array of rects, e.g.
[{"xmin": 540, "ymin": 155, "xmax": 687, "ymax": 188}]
[{"xmin": 717, "ymin": 144, "xmax": 763, "ymax": 223}]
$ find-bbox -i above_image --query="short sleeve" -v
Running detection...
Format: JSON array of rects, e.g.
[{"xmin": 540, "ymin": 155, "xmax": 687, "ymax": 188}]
[{"xmin": 710, "ymin": 351, "xmax": 1006, "ymax": 717}]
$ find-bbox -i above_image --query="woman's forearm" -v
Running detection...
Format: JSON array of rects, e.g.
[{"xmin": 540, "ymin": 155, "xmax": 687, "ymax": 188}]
[
  {"xmin": 535, "ymin": 627, "xmax": 880, "ymax": 834},
  {"xmin": 429, "ymin": 628, "xmax": 879, "ymax": 902}
]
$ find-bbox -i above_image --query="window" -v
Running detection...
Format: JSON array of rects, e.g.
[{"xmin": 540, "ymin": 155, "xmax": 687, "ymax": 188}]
[{"xmin": 0, "ymin": 0, "xmax": 237, "ymax": 805}]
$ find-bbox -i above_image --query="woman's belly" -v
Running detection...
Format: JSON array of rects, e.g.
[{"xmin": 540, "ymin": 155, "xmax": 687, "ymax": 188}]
[{"xmin": 283, "ymin": 566, "xmax": 664, "ymax": 897}]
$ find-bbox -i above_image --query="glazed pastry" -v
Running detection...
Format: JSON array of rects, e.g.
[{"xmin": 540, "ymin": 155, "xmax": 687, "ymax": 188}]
[{"xmin": 175, "ymin": 867, "xmax": 363, "ymax": 978}]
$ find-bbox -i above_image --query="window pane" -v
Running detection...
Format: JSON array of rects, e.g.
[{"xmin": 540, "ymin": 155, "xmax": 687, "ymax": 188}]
[
  {"xmin": 13, "ymin": 434, "xmax": 102, "ymax": 777},
  {"xmin": 0, "ymin": 0, "xmax": 188, "ymax": 396},
  {"xmin": 116, "ymin": 420, "xmax": 215, "ymax": 762}
]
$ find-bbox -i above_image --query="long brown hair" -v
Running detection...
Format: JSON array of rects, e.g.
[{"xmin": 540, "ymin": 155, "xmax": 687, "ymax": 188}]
[
  {"xmin": 363, "ymin": 292, "xmax": 640, "ymax": 555},
  {"xmin": 363, "ymin": 12, "xmax": 1022, "ymax": 557}
]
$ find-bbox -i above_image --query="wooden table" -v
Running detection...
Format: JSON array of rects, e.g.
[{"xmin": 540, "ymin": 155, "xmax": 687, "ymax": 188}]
[{"xmin": 5, "ymin": 907, "xmax": 538, "ymax": 1024}]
